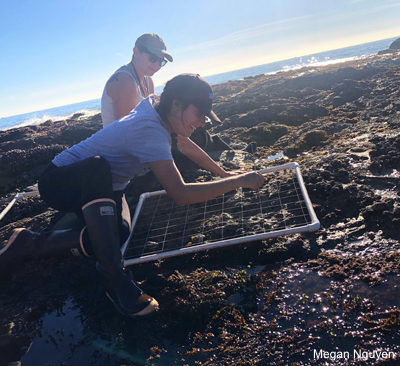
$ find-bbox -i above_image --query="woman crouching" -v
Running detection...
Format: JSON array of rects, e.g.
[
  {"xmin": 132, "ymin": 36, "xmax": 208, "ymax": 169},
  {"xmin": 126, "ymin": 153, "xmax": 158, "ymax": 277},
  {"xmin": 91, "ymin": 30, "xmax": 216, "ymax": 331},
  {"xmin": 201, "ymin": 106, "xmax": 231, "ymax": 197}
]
[{"xmin": 2, "ymin": 74, "xmax": 264, "ymax": 317}]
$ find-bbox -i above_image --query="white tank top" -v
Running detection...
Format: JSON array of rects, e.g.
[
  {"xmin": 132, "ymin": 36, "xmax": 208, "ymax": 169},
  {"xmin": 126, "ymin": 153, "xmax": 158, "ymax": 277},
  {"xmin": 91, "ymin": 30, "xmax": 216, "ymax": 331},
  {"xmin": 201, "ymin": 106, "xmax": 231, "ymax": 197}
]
[{"xmin": 101, "ymin": 64, "xmax": 150, "ymax": 127}]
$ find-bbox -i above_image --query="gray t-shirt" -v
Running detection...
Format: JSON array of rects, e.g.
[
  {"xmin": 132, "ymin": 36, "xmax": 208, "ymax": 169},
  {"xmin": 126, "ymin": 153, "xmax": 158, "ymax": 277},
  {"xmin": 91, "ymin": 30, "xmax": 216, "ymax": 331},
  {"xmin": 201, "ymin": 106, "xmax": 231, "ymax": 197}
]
[{"xmin": 53, "ymin": 96, "xmax": 173, "ymax": 191}]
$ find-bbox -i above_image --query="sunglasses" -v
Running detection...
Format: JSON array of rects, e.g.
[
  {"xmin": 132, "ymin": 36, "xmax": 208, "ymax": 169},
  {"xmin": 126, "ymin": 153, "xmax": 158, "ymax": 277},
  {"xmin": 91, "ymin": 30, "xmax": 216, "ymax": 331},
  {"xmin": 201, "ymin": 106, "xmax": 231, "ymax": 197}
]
[{"xmin": 140, "ymin": 47, "xmax": 168, "ymax": 67}]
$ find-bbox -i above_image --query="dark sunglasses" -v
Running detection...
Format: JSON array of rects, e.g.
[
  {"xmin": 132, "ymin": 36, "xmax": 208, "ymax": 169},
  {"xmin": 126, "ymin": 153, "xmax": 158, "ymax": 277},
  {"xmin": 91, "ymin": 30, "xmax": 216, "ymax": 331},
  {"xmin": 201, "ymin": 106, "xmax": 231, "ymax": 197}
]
[{"xmin": 140, "ymin": 47, "xmax": 168, "ymax": 67}]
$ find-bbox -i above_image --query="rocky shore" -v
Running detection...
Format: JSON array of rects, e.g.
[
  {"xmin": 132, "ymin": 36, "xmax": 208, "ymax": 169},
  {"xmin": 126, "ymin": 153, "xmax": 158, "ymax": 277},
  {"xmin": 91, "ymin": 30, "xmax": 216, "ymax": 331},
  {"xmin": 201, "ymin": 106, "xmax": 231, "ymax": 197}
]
[{"xmin": 1, "ymin": 50, "xmax": 400, "ymax": 365}]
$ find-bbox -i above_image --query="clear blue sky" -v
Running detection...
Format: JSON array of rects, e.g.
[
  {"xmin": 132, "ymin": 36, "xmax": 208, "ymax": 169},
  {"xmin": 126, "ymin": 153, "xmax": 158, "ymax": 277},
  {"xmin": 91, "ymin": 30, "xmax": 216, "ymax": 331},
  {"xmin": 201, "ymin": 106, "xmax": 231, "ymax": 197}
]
[{"xmin": 0, "ymin": 0, "xmax": 399, "ymax": 117}]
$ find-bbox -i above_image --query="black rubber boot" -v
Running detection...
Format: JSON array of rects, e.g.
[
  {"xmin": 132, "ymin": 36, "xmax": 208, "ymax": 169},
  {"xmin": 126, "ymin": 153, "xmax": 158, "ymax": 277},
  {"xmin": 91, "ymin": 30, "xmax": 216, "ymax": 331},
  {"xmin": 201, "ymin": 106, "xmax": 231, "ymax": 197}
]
[
  {"xmin": 206, "ymin": 135, "xmax": 233, "ymax": 152},
  {"xmin": 82, "ymin": 199, "xmax": 158, "ymax": 317},
  {"xmin": 0, "ymin": 227, "xmax": 89, "ymax": 286},
  {"xmin": 1, "ymin": 227, "xmax": 89, "ymax": 261},
  {"xmin": 245, "ymin": 141, "xmax": 257, "ymax": 154}
]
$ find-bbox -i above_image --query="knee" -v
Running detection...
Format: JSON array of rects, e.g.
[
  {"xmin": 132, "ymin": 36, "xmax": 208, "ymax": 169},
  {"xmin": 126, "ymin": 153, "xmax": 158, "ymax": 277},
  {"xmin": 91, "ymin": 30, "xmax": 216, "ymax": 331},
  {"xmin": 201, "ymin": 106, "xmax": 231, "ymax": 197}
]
[
  {"xmin": 89, "ymin": 156, "xmax": 110, "ymax": 170},
  {"xmin": 84, "ymin": 156, "xmax": 111, "ymax": 179}
]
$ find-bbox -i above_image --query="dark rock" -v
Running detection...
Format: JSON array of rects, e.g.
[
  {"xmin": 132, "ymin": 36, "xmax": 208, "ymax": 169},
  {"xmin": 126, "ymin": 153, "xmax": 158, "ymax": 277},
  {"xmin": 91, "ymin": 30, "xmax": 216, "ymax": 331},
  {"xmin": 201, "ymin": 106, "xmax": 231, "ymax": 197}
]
[
  {"xmin": 1, "ymin": 52, "xmax": 400, "ymax": 365},
  {"xmin": 87, "ymin": 113, "xmax": 102, "ymax": 123},
  {"xmin": 332, "ymin": 96, "xmax": 345, "ymax": 107},
  {"xmin": 389, "ymin": 37, "xmax": 400, "ymax": 50},
  {"xmin": 331, "ymin": 79, "xmax": 375, "ymax": 102},
  {"xmin": 378, "ymin": 38, "xmax": 400, "ymax": 55},
  {"xmin": 0, "ymin": 127, "xmax": 34, "ymax": 144},
  {"xmin": 230, "ymin": 123, "xmax": 288, "ymax": 146},
  {"xmin": 298, "ymin": 129, "xmax": 329, "ymax": 147},
  {"xmin": 41, "ymin": 120, "xmax": 53, "ymax": 126},
  {"xmin": 0, "ymin": 116, "xmax": 102, "ymax": 194},
  {"xmin": 70, "ymin": 112, "xmax": 84, "ymax": 119}
]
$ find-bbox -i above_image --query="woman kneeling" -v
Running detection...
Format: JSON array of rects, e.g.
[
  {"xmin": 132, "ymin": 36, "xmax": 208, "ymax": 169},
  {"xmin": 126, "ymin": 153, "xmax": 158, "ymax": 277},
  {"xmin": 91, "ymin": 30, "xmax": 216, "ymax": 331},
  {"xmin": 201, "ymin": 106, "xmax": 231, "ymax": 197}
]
[{"xmin": 2, "ymin": 74, "xmax": 264, "ymax": 317}]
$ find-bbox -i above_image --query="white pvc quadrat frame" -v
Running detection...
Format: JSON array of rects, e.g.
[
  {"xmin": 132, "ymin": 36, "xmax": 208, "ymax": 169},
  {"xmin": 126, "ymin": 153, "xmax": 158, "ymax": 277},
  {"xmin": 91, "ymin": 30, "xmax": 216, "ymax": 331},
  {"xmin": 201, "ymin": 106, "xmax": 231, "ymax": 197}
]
[
  {"xmin": 122, "ymin": 162, "xmax": 320, "ymax": 266},
  {"xmin": 0, "ymin": 191, "xmax": 40, "ymax": 222}
]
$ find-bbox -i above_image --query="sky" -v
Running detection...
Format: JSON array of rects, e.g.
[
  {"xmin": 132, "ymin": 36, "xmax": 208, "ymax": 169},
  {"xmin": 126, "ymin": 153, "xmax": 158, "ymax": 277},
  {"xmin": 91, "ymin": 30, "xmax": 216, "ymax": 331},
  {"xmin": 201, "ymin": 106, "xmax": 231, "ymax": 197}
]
[{"xmin": 0, "ymin": 0, "xmax": 399, "ymax": 117}]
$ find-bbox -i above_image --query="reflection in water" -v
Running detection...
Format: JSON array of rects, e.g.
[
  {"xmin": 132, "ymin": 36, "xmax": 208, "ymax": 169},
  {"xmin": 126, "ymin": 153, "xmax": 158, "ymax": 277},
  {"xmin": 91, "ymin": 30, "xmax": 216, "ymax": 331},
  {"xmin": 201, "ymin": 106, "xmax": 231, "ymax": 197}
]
[
  {"xmin": 21, "ymin": 298, "xmax": 149, "ymax": 365},
  {"xmin": 20, "ymin": 266, "xmax": 400, "ymax": 365}
]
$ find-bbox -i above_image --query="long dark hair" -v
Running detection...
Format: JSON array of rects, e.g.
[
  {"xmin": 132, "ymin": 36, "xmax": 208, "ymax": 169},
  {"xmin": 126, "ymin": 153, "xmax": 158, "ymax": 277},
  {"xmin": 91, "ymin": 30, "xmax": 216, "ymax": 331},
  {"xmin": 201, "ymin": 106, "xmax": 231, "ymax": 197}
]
[{"xmin": 154, "ymin": 79, "xmax": 190, "ymax": 123}]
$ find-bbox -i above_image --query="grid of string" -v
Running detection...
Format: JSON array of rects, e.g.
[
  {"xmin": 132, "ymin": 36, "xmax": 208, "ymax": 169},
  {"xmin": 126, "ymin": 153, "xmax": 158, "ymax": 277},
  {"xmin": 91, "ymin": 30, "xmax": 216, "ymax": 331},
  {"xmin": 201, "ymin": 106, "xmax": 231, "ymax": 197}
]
[
  {"xmin": 290, "ymin": 174, "xmax": 310, "ymax": 224},
  {"xmin": 125, "ymin": 169, "xmax": 312, "ymax": 260}
]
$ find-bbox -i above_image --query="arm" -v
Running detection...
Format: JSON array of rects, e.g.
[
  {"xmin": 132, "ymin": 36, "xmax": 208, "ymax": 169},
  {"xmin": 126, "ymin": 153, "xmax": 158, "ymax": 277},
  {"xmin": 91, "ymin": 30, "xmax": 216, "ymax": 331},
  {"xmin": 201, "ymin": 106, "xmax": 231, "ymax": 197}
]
[
  {"xmin": 150, "ymin": 160, "xmax": 264, "ymax": 206},
  {"xmin": 147, "ymin": 76, "xmax": 155, "ymax": 94},
  {"xmin": 106, "ymin": 72, "xmax": 140, "ymax": 120},
  {"xmin": 175, "ymin": 135, "xmax": 231, "ymax": 177}
]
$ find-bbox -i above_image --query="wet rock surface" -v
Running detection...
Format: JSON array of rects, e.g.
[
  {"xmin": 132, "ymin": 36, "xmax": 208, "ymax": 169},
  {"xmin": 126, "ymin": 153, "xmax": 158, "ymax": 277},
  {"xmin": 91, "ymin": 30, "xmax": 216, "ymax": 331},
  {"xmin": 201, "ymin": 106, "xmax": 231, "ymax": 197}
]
[{"xmin": 1, "ymin": 53, "xmax": 400, "ymax": 365}]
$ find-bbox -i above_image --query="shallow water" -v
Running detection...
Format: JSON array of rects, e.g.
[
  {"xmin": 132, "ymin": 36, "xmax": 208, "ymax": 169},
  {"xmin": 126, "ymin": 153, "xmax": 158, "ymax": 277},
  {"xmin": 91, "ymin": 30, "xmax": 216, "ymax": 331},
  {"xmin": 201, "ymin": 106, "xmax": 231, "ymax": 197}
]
[
  {"xmin": 21, "ymin": 298, "xmax": 150, "ymax": 365},
  {"xmin": 21, "ymin": 265, "xmax": 400, "ymax": 365}
]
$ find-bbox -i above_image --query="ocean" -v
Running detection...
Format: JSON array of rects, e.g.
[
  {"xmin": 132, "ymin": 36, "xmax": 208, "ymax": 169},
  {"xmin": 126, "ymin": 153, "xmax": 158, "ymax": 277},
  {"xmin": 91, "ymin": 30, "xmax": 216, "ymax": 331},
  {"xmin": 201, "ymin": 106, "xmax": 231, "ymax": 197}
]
[{"xmin": 0, "ymin": 36, "xmax": 398, "ymax": 131}]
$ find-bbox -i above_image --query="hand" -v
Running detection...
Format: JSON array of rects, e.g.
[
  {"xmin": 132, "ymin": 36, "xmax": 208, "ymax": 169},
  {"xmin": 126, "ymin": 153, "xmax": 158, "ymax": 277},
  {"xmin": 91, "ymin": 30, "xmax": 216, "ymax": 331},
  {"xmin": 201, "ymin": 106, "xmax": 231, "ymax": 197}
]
[{"xmin": 239, "ymin": 171, "xmax": 265, "ymax": 190}]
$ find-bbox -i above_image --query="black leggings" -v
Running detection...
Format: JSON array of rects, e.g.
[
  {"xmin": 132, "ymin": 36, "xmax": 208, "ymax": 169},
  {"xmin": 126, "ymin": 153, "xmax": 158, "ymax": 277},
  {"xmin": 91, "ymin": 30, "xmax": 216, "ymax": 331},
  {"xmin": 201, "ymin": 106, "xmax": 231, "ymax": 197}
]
[{"xmin": 38, "ymin": 156, "xmax": 131, "ymax": 247}]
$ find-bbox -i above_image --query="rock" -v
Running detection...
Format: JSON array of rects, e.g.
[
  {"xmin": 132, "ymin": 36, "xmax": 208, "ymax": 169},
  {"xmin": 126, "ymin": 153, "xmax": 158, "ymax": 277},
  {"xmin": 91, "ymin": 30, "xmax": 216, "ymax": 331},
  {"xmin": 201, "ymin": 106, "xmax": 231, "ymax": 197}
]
[
  {"xmin": 389, "ymin": 38, "xmax": 400, "ymax": 50},
  {"xmin": 1, "ymin": 52, "xmax": 400, "ymax": 365},
  {"xmin": 88, "ymin": 113, "xmax": 102, "ymax": 123},
  {"xmin": 331, "ymin": 79, "xmax": 374, "ymax": 102},
  {"xmin": 229, "ymin": 123, "xmax": 288, "ymax": 146},
  {"xmin": 332, "ymin": 96, "xmax": 345, "ymax": 107},
  {"xmin": 298, "ymin": 129, "xmax": 329, "ymax": 147},
  {"xmin": 41, "ymin": 120, "xmax": 53, "ymax": 126},
  {"xmin": 70, "ymin": 112, "xmax": 84, "ymax": 119},
  {"xmin": 0, "ymin": 115, "xmax": 102, "ymax": 193},
  {"xmin": 377, "ymin": 38, "xmax": 400, "ymax": 55}
]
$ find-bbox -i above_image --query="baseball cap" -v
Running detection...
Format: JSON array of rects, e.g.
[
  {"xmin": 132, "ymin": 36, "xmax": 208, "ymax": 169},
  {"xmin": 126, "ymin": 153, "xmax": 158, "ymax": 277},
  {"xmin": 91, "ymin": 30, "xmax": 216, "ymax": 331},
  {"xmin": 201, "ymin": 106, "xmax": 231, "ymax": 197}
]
[
  {"xmin": 135, "ymin": 33, "xmax": 173, "ymax": 62},
  {"xmin": 163, "ymin": 73, "xmax": 222, "ymax": 124}
]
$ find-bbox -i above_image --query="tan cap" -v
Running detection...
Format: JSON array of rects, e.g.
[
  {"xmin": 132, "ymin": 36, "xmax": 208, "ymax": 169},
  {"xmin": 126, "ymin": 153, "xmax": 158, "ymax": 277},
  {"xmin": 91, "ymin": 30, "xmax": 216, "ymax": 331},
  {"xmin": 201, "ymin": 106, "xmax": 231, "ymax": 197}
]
[{"xmin": 135, "ymin": 33, "xmax": 173, "ymax": 62}]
